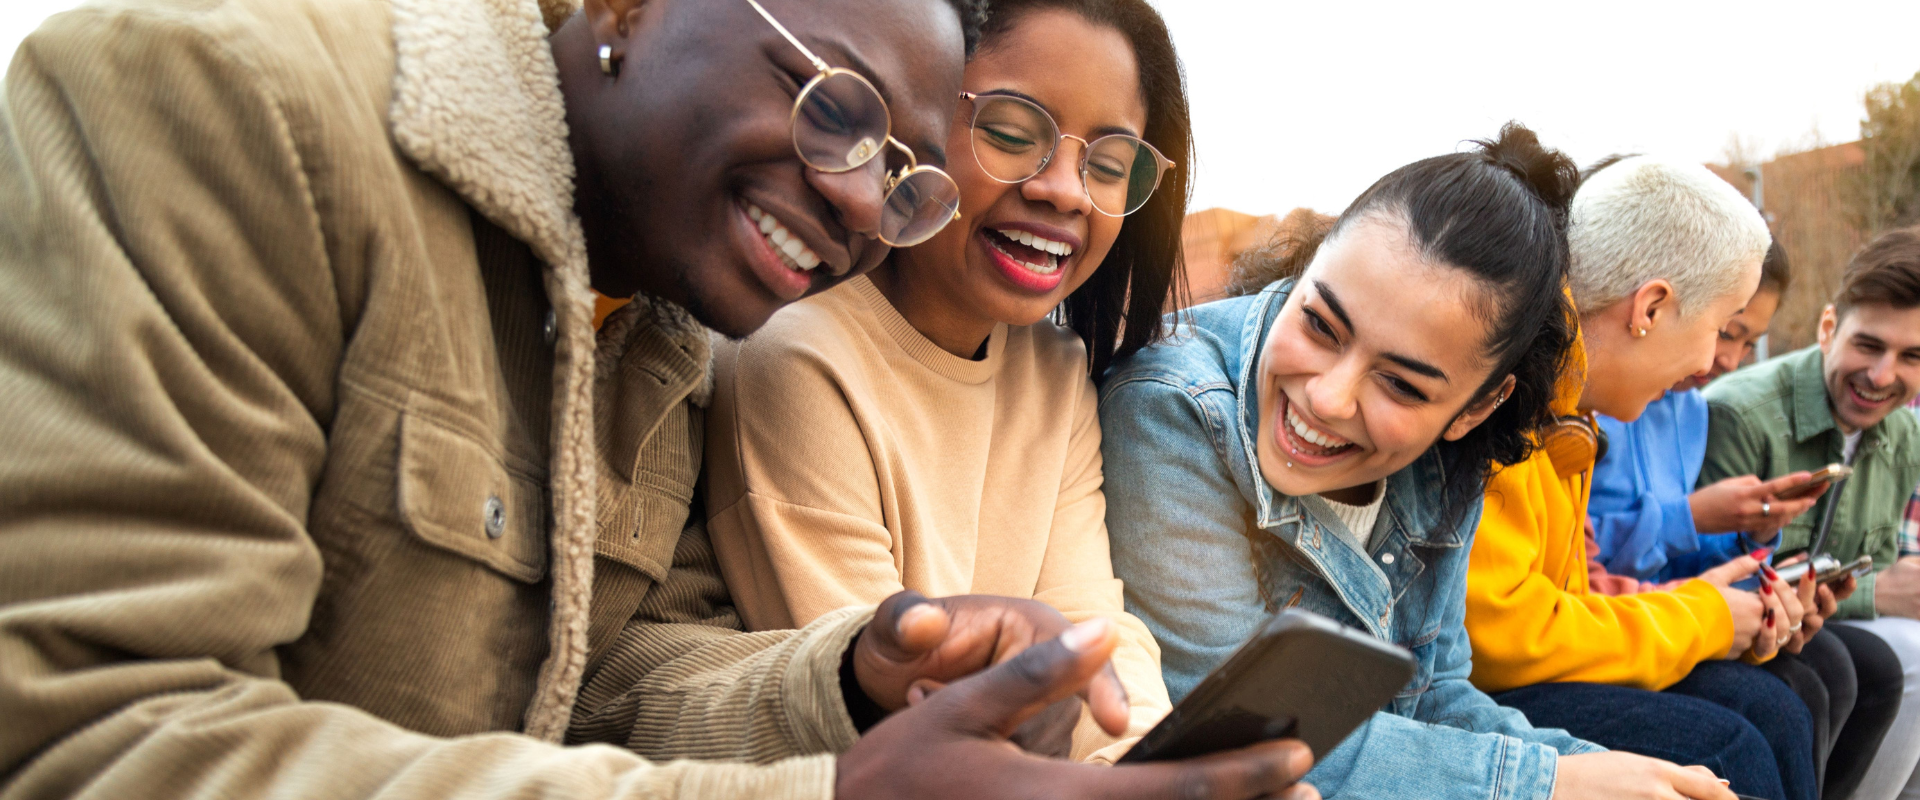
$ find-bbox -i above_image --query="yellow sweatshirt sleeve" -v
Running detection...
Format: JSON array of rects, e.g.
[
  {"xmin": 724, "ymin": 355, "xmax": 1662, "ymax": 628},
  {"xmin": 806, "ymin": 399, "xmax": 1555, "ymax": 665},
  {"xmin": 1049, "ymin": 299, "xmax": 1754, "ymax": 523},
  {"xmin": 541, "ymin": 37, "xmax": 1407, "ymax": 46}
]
[{"xmin": 1465, "ymin": 452, "xmax": 1735, "ymax": 693}]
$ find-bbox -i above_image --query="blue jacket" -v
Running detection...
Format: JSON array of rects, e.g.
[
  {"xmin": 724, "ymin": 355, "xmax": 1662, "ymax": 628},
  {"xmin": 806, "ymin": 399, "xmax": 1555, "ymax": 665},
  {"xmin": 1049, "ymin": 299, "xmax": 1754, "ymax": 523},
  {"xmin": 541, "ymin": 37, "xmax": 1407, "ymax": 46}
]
[
  {"xmin": 1099, "ymin": 281, "xmax": 1601, "ymax": 800},
  {"xmin": 1591, "ymin": 390, "xmax": 1756, "ymax": 582}
]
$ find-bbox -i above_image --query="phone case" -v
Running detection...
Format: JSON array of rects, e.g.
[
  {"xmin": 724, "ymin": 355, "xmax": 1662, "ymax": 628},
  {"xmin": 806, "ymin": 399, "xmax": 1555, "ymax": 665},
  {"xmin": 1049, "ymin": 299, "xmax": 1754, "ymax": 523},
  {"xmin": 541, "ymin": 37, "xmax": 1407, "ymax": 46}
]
[{"xmin": 1118, "ymin": 609, "xmax": 1416, "ymax": 763}]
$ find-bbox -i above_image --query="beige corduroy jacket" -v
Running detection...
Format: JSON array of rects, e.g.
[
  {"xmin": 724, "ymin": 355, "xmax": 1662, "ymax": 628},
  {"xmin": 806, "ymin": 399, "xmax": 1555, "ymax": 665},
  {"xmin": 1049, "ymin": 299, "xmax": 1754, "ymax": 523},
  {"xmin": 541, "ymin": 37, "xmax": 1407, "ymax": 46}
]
[{"xmin": 0, "ymin": 0, "xmax": 866, "ymax": 797}]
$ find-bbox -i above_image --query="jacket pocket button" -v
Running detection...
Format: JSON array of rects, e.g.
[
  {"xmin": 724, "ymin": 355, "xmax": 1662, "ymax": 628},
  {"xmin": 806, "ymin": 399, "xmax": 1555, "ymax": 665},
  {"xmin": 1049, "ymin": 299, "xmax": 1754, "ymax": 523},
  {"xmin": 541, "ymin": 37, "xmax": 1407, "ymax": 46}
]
[
  {"xmin": 484, "ymin": 495, "xmax": 506, "ymax": 539},
  {"xmin": 1380, "ymin": 552, "xmax": 1395, "ymax": 565}
]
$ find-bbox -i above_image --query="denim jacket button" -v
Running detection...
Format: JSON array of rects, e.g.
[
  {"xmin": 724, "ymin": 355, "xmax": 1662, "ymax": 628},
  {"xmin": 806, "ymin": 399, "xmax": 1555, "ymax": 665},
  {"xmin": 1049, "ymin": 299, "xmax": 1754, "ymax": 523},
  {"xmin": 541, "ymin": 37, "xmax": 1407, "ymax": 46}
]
[{"xmin": 1380, "ymin": 552, "xmax": 1395, "ymax": 565}]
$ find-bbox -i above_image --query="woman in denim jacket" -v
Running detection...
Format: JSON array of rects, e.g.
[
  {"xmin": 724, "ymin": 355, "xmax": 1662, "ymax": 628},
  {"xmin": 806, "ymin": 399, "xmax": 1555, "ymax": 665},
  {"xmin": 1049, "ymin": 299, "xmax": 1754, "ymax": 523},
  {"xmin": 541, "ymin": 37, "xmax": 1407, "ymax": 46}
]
[{"xmin": 1102, "ymin": 126, "xmax": 1751, "ymax": 800}]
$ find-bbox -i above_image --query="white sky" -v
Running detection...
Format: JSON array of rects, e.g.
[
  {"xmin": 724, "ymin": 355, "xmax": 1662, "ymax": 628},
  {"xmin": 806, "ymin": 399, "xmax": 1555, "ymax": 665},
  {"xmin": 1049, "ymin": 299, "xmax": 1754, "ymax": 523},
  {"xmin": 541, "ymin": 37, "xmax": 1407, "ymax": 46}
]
[{"xmin": 7, "ymin": 0, "xmax": 1919, "ymax": 216}]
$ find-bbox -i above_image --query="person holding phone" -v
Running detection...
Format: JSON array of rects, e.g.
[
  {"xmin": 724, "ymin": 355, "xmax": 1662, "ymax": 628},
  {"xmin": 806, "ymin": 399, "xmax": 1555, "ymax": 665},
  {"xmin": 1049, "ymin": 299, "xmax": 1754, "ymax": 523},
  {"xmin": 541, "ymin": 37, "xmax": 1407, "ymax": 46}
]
[
  {"xmin": 1465, "ymin": 156, "xmax": 1814, "ymax": 800},
  {"xmin": 0, "ymin": 0, "xmax": 1320, "ymax": 797},
  {"xmin": 1103, "ymin": 125, "xmax": 1744, "ymax": 800},
  {"xmin": 1701, "ymin": 229, "xmax": 1920, "ymax": 800},
  {"xmin": 705, "ymin": 0, "xmax": 1191, "ymax": 763},
  {"xmin": 1586, "ymin": 233, "xmax": 1902, "ymax": 800}
]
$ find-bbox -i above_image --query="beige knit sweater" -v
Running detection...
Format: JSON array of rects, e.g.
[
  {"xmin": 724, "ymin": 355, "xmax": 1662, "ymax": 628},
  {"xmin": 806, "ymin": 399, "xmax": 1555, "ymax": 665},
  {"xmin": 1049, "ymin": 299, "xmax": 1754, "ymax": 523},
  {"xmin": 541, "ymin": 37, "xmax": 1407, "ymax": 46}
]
[{"xmin": 704, "ymin": 276, "xmax": 1171, "ymax": 763}]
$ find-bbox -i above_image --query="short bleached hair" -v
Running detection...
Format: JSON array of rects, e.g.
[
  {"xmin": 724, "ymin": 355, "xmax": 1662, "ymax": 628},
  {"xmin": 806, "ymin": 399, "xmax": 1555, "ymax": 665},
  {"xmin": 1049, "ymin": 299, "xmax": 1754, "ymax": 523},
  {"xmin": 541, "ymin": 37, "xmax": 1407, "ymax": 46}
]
[{"xmin": 1567, "ymin": 156, "xmax": 1771, "ymax": 315}]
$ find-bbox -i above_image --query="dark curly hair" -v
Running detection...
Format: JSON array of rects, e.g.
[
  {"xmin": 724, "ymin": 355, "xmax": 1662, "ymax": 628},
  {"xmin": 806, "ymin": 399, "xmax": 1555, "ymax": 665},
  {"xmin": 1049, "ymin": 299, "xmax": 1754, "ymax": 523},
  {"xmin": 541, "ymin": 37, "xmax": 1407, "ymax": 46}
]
[
  {"xmin": 1233, "ymin": 123, "xmax": 1580, "ymax": 533},
  {"xmin": 974, "ymin": 0, "xmax": 1193, "ymax": 377},
  {"xmin": 941, "ymin": 0, "xmax": 991, "ymax": 55}
]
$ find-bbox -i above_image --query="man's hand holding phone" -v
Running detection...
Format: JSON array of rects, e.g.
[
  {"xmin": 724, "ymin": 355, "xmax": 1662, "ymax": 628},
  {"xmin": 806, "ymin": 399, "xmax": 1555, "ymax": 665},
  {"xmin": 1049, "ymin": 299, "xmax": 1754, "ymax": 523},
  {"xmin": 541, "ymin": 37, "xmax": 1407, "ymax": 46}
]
[
  {"xmin": 1689, "ymin": 472, "xmax": 1825, "ymax": 539},
  {"xmin": 836, "ymin": 590, "xmax": 1320, "ymax": 800}
]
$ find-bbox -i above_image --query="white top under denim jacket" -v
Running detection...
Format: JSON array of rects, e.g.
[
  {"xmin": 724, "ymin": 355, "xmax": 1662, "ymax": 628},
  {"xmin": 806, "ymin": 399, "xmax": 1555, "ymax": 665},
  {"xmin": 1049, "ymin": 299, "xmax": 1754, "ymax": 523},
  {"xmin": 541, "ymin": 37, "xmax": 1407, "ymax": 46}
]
[{"xmin": 1099, "ymin": 279, "xmax": 1602, "ymax": 800}]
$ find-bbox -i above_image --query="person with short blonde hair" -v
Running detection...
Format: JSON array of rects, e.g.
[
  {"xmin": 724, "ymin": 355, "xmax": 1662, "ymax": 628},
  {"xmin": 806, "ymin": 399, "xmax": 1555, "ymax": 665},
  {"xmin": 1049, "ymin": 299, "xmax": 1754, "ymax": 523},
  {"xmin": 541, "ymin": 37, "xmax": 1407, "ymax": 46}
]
[{"xmin": 1466, "ymin": 155, "xmax": 1817, "ymax": 800}]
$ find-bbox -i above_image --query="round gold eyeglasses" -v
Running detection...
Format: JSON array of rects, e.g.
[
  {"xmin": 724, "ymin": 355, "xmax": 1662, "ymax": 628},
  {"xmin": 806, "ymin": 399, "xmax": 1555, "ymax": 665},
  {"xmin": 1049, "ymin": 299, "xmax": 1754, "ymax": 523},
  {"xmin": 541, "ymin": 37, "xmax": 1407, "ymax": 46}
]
[
  {"xmin": 745, "ymin": 0, "xmax": 961, "ymax": 247},
  {"xmin": 961, "ymin": 91, "xmax": 1174, "ymax": 217}
]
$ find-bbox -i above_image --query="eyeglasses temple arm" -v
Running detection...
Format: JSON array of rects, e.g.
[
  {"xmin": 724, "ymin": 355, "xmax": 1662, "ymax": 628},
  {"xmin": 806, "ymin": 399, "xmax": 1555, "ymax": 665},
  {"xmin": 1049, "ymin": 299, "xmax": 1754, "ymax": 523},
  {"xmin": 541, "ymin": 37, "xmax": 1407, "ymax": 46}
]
[{"xmin": 743, "ymin": 0, "xmax": 830, "ymax": 73}]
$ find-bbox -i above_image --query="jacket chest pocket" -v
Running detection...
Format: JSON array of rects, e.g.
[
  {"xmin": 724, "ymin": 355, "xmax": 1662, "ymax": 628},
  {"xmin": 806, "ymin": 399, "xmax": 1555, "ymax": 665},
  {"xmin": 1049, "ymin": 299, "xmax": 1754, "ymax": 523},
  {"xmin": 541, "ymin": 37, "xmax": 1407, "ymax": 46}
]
[{"xmin": 396, "ymin": 408, "xmax": 549, "ymax": 582}]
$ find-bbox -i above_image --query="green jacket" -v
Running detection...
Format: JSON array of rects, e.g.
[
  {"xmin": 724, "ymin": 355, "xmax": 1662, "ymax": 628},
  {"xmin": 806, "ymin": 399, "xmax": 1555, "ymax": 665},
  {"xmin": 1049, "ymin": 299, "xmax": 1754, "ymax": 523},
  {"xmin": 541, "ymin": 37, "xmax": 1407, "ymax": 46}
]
[{"xmin": 1701, "ymin": 345, "xmax": 1920, "ymax": 619}]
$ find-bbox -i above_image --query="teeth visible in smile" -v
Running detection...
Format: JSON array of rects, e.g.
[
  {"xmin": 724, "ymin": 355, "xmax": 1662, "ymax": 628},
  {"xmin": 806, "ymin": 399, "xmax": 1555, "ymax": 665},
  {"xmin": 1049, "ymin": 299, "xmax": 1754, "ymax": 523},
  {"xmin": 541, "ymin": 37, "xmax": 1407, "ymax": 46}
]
[
  {"xmin": 1286, "ymin": 401, "xmax": 1352, "ymax": 452},
  {"xmin": 995, "ymin": 227, "xmax": 1075, "ymax": 256},
  {"xmin": 746, "ymin": 203, "xmax": 822, "ymax": 271},
  {"xmin": 1855, "ymin": 382, "xmax": 1895, "ymax": 402},
  {"xmin": 987, "ymin": 231, "xmax": 1061, "ymax": 275}
]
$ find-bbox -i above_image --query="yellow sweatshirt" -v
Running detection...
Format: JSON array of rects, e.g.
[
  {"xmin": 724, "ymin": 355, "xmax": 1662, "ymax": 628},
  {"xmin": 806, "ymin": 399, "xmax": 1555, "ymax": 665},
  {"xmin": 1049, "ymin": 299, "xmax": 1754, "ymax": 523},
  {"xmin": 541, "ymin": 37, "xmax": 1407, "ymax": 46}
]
[{"xmin": 1465, "ymin": 347, "xmax": 1735, "ymax": 693}]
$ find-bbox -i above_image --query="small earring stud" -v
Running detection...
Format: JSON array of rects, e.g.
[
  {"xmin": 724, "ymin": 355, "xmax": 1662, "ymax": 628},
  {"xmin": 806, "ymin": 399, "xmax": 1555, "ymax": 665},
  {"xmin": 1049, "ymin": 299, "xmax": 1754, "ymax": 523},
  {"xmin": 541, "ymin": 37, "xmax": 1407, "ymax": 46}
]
[
  {"xmin": 1286, "ymin": 462, "xmax": 1294, "ymax": 468},
  {"xmin": 1633, "ymin": 326, "xmax": 1647, "ymax": 338},
  {"xmin": 598, "ymin": 45, "xmax": 617, "ymax": 76}
]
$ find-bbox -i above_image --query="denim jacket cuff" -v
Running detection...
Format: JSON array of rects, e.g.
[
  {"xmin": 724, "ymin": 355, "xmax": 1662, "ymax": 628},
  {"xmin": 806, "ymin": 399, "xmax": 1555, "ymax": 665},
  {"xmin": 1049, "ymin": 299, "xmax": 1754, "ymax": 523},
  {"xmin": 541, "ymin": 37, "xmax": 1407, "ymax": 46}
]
[{"xmin": 1493, "ymin": 736, "xmax": 1564, "ymax": 800}]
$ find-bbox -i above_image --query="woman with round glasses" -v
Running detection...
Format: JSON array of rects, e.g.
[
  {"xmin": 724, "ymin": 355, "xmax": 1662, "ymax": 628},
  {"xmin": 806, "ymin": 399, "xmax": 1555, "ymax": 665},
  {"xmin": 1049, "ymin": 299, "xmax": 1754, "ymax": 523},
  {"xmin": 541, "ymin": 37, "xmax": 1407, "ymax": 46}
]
[{"xmin": 702, "ymin": 0, "xmax": 1188, "ymax": 763}]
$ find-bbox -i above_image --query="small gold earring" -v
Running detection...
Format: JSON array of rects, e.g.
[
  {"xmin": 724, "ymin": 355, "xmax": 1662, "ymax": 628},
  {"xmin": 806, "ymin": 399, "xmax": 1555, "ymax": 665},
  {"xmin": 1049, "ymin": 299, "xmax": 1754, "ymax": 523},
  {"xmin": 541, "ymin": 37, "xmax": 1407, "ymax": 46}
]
[
  {"xmin": 599, "ymin": 45, "xmax": 617, "ymax": 76},
  {"xmin": 1633, "ymin": 326, "xmax": 1648, "ymax": 338}
]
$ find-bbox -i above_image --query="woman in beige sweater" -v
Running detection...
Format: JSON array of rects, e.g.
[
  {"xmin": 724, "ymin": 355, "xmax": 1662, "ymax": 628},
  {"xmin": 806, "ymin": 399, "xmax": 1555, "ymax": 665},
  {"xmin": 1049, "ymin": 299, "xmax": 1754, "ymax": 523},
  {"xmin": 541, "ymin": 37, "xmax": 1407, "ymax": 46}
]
[{"xmin": 704, "ymin": 0, "xmax": 1190, "ymax": 764}]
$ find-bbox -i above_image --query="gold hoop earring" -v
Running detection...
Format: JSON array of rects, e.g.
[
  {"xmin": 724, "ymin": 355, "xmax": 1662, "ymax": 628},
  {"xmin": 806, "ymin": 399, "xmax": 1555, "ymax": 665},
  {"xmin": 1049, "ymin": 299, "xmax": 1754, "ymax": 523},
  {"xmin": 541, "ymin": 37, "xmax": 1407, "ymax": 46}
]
[{"xmin": 599, "ymin": 45, "xmax": 617, "ymax": 76}]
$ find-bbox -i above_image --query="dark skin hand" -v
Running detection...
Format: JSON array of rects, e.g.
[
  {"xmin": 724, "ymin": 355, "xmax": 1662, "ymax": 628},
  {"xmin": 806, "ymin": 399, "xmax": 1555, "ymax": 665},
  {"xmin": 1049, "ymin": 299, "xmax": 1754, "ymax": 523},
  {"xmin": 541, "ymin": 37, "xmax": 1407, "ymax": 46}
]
[
  {"xmin": 852, "ymin": 591, "xmax": 1125, "ymax": 758},
  {"xmin": 551, "ymin": 0, "xmax": 965, "ymax": 336},
  {"xmin": 839, "ymin": 592, "xmax": 1320, "ymax": 800}
]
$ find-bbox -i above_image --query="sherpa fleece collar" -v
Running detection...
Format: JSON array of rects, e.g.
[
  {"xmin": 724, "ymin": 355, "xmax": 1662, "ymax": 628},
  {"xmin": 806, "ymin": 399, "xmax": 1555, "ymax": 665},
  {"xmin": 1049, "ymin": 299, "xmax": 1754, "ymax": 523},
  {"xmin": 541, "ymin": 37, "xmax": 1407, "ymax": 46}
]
[{"xmin": 387, "ymin": 0, "xmax": 598, "ymax": 742}]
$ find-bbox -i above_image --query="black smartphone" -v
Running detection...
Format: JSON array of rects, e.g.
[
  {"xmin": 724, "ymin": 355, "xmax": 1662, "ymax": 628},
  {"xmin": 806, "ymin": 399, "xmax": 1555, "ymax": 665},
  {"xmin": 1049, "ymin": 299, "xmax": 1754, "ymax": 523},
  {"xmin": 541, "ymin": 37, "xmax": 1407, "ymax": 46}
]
[{"xmin": 1117, "ymin": 608, "xmax": 1416, "ymax": 763}]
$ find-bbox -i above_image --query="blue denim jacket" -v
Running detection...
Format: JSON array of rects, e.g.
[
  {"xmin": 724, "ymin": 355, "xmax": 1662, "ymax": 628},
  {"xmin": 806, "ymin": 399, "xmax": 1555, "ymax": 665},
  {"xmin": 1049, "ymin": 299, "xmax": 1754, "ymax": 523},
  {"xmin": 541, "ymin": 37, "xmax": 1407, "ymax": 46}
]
[{"xmin": 1099, "ymin": 281, "xmax": 1601, "ymax": 800}]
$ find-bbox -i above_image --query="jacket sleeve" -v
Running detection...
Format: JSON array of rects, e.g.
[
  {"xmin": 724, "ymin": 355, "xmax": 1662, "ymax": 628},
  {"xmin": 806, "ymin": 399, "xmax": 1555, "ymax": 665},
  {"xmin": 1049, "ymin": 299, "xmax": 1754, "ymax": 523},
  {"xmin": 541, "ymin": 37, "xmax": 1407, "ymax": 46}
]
[
  {"xmin": 1588, "ymin": 415, "xmax": 1702, "ymax": 580},
  {"xmin": 0, "ymin": 12, "xmax": 833, "ymax": 800},
  {"xmin": 1466, "ymin": 456, "xmax": 1735, "ymax": 693},
  {"xmin": 1035, "ymin": 374, "xmax": 1171, "ymax": 764},
  {"xmin": 1589, "ymin": 493, "xmax": 1701, "ymax": 580},
  {"xmin": 1098, "ymin": 374, "xmax": 1269, "ymax": 705}
]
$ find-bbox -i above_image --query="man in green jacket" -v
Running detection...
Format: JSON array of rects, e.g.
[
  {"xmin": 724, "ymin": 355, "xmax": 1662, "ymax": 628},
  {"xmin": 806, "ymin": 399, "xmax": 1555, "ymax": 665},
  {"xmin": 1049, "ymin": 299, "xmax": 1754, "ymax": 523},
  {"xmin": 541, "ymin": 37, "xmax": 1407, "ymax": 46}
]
[
  {"xmin": 1702, "ymin": 226, "xmax": 1920, "ymax": 799},
  {"xmin": 0, "ymin": 0, "xmax": 1313, "ymax": 798}
]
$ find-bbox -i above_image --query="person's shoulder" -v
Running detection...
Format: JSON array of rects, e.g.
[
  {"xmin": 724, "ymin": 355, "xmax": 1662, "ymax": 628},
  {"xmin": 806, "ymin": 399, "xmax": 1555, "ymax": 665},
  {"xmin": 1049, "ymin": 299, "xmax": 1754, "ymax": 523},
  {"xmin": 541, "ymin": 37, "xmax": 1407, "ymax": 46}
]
[
  {"xmin": 733, "ymin": 283, "xmax": 873, "ymax": 359},
  {"xmin": 31, "ymin": 0, "xmax": 389, "ymax": 68},
  {"xmin": 716, "ymin": 283, "xmax": 880, "ymax": 397},
  {"xmin": 1702, "ymin": 347, "xmax": 1807, "ymax": 414},
  {"xmin": 1099, "ymin": 292, "xmax": 1269, "ymax": 396},
  {"xmin": 1875, "ymin": 405, "xmax": 1920, "ymax": 460}
]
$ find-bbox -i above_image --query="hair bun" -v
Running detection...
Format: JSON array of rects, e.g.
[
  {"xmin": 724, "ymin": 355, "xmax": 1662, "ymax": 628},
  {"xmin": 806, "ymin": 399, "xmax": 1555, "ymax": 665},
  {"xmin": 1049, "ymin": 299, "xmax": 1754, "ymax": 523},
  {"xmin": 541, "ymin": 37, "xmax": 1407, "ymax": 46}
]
[{"xmin": 1475, "ymin": 122, "xmax": 1579, "ymax": 218}]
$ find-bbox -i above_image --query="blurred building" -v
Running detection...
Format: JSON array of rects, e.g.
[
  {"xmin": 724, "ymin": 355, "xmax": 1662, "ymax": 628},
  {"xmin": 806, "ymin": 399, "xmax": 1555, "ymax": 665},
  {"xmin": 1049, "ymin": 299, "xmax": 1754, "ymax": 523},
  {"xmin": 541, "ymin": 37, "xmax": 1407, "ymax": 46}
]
[
  {"xmin": 1708, "ymin": 142, "xmax": 1868, "ymax": 353},
  {"xmin": 1180, "ymin": 207, "xmax": 1284, "ymax": 306}
]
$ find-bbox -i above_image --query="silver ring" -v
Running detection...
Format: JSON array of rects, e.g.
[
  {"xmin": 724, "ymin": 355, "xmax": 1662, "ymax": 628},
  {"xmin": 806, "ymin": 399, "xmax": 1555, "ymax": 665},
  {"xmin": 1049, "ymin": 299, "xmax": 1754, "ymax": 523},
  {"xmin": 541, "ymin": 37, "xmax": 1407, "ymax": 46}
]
[
  {"xmin": 1790, "ymin": 622, "xmax": 1803, "ymax": 631},
  {"xmin": 1777, "ymin": 634, "xmax": 1793, "ymax": 647},
  {"xmin": 1761, "ymin": 500, "xmax": 1772, "ymax": 517}
]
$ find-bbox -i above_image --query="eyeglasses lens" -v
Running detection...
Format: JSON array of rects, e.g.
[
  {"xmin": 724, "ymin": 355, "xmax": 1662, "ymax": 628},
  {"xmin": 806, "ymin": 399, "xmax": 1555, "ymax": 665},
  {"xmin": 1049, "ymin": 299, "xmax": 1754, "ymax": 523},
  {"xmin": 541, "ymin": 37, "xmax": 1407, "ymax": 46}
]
[
  {"xmin": 882, "ymin": 170, "xmax": 961, "ymax": 247},
  {"xmin": 794, "ymin": 71, "xmax": 891, "ymax": 172},
  {"xmin": 1085, "ymin": 135, "xmax": 1158, "ymax": 216},
  {"xmin": 971, "ymin": 96, "xmax": 1161, "ymax": 216},
  {"xmin": 970, "ymin": 96, "xmax": 1057, "ymax": 184}
]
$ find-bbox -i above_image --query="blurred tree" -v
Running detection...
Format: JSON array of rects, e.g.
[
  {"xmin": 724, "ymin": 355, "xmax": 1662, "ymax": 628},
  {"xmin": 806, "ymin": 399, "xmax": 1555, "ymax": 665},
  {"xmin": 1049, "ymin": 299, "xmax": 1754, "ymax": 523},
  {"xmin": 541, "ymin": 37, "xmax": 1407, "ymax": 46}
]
[{"xmin": 1846, "ymin": 71, "xmax": 1920, "ymax": 234}]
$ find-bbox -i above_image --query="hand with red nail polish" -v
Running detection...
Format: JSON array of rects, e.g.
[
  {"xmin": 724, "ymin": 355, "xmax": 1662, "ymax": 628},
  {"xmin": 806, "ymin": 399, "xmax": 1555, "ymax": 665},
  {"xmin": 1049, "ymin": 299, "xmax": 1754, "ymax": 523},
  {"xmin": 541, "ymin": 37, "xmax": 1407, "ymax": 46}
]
[{"xmin": 1699, "ymin": 555, "xmax": 1770, "ymax": 658}]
